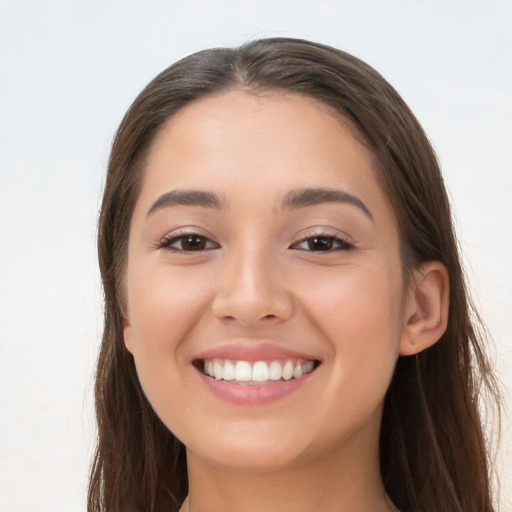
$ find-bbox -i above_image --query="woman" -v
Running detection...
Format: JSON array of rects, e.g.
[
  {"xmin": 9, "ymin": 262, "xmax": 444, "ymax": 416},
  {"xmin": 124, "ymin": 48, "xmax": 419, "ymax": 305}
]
[{"xmin": 88, "ymin": 38, "xmax": 500, "ymax": 512}]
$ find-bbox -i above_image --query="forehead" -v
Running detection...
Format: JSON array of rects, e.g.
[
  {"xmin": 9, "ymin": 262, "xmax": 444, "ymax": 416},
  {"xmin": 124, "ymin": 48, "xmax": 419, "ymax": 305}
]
[{"xmin": 141, "ymin": 90, "xmax": 380, "ymax": 197}]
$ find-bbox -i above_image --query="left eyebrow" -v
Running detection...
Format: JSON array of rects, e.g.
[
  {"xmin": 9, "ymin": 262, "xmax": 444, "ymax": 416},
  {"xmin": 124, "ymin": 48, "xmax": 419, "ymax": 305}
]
[{"xmin": 280, "ymin": 187, "xmax": 373, "ymax": 221}]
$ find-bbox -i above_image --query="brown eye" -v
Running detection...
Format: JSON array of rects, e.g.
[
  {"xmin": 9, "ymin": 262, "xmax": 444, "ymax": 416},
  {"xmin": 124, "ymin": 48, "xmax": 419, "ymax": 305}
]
[
  {"xmin": 291, "ymin": 235, "xmax": 353, "ymax": 252},
  {"xmin": 307, "ymin": 236, "xmax": 335, "ymax": 251},
  {"xmin": 181, "ymin": 235, "xmax": 207, "ymax": 251},
  {"xmin": 159, "ymin": 233, "xmax": 218, "ymax": 252}
]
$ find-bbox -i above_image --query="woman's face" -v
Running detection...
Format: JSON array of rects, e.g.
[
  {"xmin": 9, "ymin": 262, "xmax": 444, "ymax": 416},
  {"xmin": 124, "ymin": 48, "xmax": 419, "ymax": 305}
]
[{"xmin": 123, "ymin": 90, "xmax": 413, "ymax": 471}]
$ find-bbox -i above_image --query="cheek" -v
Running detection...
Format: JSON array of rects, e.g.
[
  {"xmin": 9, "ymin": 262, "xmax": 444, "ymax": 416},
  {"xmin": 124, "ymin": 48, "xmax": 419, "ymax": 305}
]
[
  {"xmin": 301, "ymin": 264, "xmax": 404, "ymax": 397},
  {"xmin": 126, "ymin": 265, "xmax": 210, "ymax": 349},
  {"xmin": 123, "ymin": 267, "xmax": 212, "ymax": 413},
  {"xmin": 304, "ymin": 263, "xmax": 404, "ymax": 335}
]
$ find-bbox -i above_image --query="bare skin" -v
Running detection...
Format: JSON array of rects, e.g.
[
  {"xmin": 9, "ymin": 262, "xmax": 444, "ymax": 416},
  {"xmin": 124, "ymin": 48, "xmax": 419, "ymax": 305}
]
[
  {"xmin": 183, "ymin": 418, "xmax": 399, "ymax": 512},
  {"xmin": 123, "ymin": 91, "xmax": 449, "ymax": 512}
]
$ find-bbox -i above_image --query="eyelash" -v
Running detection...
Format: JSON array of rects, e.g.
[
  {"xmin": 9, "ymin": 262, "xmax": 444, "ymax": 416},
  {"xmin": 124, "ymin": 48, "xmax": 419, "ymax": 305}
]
[
  {"xmin": 290, "ymin": 233, "xmax": 355, "ymax": 252},
  {"xmin": 157, "ymin": 231, "xmax": 354, "ymax": 253},
  {"xmin": 157, "ymin": 232, "xmax": 219, "ymax": 252}
]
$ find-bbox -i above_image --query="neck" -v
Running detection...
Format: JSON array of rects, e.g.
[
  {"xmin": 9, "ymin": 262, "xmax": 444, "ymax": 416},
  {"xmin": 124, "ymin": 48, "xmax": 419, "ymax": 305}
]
[{"xmin": 184, "ymin": 430, "xmax": 398, "ymax": 512}]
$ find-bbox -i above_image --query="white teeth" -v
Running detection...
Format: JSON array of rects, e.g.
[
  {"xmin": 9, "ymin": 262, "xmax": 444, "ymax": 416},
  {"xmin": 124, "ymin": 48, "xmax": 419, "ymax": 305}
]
[
  {"xmin": 252, "ymin": 361, "xmax": 269, "ymax": 382},
  {"xmin": 202, "ymin": 358, "xmax": 316, "ymax": 383},
  {"xmin": 235, "ymin": 361, "xmax": 252, "ymax": 382},
  {"xmin": 269, "ymin": 360, "xmax": 282, "ymax": 380},
  {"xmin": 282, "ymin": 361, "xmax": 294, "ymax": 381},
  {"xmin": 293, "ymin": 362, "xmax": 302, "ymax": 379},
  {"xmin": 214, "ymin": 361, "xmax": 223, "ymax": 380},
  {"xmin": 223, "ymin": 360, "xmax": 235, "ymax": 381}
]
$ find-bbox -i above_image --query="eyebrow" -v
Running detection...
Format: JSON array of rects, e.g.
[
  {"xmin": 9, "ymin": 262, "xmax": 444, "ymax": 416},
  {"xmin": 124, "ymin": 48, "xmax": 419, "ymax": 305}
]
[
  {"xmin": 146, "ymin": 189, "xmax": 227, "ymax": 217},
  {"xmin": 281, "ymin": 188, "xmax": 373, "ymax": 221},
  {"xmin": 146, "ymin": 187, "xmax": 373, "ymax": 221}
]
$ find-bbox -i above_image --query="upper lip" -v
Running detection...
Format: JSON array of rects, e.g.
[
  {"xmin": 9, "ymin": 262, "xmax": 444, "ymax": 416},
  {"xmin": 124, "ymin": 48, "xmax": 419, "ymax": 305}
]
[{"xmin": 194, "ymin": 342, "xmax": 320, "ymax": 362}]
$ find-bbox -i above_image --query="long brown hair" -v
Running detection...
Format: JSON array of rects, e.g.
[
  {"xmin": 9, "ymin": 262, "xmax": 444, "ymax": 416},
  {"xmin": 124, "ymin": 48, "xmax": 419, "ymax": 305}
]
[{"xmin": 88, "ymin": 38, "xmax": 501, "ymax": 512}]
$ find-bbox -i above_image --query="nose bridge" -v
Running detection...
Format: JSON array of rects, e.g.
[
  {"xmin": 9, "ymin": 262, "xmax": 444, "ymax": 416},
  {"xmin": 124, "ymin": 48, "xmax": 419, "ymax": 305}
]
[{"xmin": 212, "ymin": 239, "xmax": 292, "ymax": 325}]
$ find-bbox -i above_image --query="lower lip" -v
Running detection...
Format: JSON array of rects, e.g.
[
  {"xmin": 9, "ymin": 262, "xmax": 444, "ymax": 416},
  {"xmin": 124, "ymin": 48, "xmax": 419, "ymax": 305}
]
[{"xmin": 196, "ymin": 369, "xmax": 315, "ymax": 405}]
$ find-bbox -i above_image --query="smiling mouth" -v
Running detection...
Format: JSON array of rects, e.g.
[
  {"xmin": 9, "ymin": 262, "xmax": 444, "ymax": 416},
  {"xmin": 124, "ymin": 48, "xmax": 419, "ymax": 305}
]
[{"xmin": 194, "ymin": 358, "xmax": 320, "ymax": 385}]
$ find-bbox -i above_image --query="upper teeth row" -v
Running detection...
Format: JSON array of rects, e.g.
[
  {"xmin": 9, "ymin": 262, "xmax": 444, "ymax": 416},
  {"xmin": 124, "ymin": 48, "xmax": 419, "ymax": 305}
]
[{"xmin": 203, "ymin": 359, "xmax": 315, "ymax": 383}]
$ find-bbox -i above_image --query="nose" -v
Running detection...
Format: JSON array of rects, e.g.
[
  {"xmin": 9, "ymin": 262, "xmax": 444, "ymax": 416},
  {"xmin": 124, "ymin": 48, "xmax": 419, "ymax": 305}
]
[{"xmin": 211, "ymin": 248, "xmax": 294, "ymax": 327}]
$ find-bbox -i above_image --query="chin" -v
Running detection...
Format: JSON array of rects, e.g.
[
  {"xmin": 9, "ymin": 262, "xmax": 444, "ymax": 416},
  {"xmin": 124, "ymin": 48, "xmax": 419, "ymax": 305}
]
[
  {"xmin": 182, "ymin": 420, "xmax": 314, "ymax": 473},
  {"xmin": 200, "ymin": 444, "xmax": 307, "ymax": 473}
]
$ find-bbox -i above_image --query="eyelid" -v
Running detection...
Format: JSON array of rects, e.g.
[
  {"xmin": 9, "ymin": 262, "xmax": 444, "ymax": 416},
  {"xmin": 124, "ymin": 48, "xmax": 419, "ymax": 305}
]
[
  {"xmin": 289, "ymin": 228, "xmax": 356, "ymax": 252},
  {"xmin": 155, "ymin": 228, "xmax": 220, "ymax": 252},
  {"xmin": 154, "ymin": 227, "xmax": 355, "ymax": 253},
  {"xmin": 291, "ymin": 236, "xmax": 354, "ymax": 252}
]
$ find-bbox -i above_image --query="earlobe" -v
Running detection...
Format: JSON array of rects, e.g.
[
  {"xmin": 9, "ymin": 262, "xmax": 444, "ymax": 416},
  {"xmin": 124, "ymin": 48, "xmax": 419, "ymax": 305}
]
[
  {"xmin": 400, "ymin": 261, "xmax": 449, "ymax": 356},
  {"xmin": 122, "ymin": 313, "xmax": 135, "ymax": 354}
]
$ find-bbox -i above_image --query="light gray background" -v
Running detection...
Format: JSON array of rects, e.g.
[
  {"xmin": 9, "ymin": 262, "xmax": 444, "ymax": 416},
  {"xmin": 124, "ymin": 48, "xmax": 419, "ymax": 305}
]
[{"xmin": 0, "ymin": 1, "xmax": 510, "ymax": 510}]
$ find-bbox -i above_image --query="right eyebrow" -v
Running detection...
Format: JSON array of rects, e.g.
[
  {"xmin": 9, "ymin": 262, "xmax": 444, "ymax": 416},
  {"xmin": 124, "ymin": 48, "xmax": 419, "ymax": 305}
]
[{"xmin": 146, "ymin": 189, "xmax": 227, "ymax": 218}]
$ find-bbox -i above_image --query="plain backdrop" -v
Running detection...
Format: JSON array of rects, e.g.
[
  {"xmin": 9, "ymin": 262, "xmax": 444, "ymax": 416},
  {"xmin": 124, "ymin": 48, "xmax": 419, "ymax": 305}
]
[{"xmin": 0, "ymin": 1, "xmax": 510, "ymax": 510}]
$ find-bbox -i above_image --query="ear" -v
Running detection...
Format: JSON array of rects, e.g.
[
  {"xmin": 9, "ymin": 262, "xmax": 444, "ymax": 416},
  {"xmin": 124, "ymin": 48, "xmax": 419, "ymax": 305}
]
[
  {"xmin": 400, "ymin": 261, "xmax": 449, "ymax": 356},
  {"xmin": 122, "ymin": 312, "xmax": 135, "ymax": 355}
]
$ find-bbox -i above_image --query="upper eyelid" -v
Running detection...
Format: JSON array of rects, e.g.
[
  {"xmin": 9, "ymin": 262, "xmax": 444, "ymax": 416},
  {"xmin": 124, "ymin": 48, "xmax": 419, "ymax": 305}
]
[
  {"xmin": 157, "ymin": 226, "xmax": 215, "ymax": 242},
  {"xmin": 291, "ymin": 234, "xmax": 354, "ymax": 249},
  {"xmin": 156, "ymin": 231, "xmax": 219, "ymax": 251},
  {"xmin": 291, "ymin": 227, "xmax": 355, "ymax": 243},
  {"xmin": 154, "ymin": 227, "xmax": 356, "ymax": 249}
]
